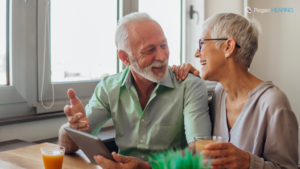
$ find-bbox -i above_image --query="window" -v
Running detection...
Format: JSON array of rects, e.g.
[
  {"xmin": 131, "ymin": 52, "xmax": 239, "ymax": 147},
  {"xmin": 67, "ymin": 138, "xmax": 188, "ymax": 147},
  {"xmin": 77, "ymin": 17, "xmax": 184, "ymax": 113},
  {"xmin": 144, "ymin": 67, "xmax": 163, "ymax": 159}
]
[
  {"xmin": 0, "ymin": 0, "xmax": 7, "ymax": 85},
  {"xmin": 51, "ymin": 0, "xmax": 117, "ymax": 83},
  {"xmin": 36, "ymin": 0, "xmax": 119, "ymax": 113}
]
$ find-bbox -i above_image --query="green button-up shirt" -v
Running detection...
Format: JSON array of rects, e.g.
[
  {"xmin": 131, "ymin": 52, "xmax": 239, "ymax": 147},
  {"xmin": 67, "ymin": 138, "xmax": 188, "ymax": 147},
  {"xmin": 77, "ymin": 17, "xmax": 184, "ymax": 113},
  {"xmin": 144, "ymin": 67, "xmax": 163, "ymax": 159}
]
[{"xmin": 85, "ymin": 66, "xmax": 211, "ymax": 160}]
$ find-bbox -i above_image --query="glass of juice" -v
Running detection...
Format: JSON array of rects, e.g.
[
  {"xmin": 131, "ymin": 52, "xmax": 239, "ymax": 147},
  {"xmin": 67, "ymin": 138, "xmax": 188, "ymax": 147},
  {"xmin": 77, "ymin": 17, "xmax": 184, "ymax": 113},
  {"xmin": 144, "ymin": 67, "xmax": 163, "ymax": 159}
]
[
  {"xmin": 194, "ymin": 136, "xmax": 222, "ymax": 166},
  {"xmin": 194, "ymin": 136, "xmax": 222, "ymax": 152},
  {"xmin": 41, "ymin": 146, "xmax": 65, "ymax": 169}
]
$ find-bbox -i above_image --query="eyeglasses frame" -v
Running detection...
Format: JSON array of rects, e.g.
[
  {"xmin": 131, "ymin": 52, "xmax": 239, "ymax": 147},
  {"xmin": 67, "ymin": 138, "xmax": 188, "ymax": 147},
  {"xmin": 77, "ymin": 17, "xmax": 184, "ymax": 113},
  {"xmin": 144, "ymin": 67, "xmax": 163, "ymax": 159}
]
[{"xmin": 198, "ymin": 38, "xmax": 241, "ymax": 52}]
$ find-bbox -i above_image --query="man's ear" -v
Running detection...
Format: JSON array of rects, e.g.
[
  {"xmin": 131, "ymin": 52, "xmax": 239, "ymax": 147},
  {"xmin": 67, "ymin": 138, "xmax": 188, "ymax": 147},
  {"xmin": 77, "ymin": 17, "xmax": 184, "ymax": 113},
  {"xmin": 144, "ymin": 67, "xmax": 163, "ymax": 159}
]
[
  {"xmin": 118, "ymin": 50, "xmax": 130, "ymax": 66},
  {"xmin": 224, "ymin": 38, "xmax": 237, "ymax": 59}
]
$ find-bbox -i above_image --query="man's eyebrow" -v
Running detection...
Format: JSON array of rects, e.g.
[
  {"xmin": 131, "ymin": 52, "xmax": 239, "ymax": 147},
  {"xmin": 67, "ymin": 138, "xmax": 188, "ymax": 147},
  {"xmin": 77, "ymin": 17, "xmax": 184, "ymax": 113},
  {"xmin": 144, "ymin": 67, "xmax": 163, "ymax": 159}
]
[{"xmin": 142, "ymin": 45, "xmax": 155, "ymax": 51}]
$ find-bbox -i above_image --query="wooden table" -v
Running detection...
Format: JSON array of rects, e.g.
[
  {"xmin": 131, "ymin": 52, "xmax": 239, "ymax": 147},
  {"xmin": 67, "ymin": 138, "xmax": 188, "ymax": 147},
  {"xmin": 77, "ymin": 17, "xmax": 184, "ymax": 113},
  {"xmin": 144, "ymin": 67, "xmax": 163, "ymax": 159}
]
[{"xmin": 0, "ymin": 142, "xmax": 102, "ymax": 169}]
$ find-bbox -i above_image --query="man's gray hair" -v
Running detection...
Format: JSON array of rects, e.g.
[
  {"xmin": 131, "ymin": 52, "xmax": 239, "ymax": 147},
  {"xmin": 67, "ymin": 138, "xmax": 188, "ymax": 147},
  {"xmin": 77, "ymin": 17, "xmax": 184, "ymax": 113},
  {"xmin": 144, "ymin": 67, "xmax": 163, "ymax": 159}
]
[
  {"xmin": 115, "ymin": 12, "xmax": 154, "ymax": 53},
  {"xmin": 202, "ymin": 13, "xmax": 261, "ymax": 68}
]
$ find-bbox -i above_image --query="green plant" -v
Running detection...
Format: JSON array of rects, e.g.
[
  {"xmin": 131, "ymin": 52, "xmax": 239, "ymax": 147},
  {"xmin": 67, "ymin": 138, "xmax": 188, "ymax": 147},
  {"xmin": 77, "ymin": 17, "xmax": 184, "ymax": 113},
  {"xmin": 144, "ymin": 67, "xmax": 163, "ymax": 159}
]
[{"xmin": 148, "ymin": 148, "xmax": 211, "ymax": 169}]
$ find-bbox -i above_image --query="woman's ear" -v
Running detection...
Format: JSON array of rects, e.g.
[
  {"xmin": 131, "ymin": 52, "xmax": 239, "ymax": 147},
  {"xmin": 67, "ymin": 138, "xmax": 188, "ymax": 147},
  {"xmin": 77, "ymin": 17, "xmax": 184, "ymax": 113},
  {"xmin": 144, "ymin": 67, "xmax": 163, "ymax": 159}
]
[
  {"xmin": 224, "ymin": 38, "xmax": 237, "ymax": 58},
  {"xmin": 118, "ymin": 50, "xmax": 131, "ymax": 66}
]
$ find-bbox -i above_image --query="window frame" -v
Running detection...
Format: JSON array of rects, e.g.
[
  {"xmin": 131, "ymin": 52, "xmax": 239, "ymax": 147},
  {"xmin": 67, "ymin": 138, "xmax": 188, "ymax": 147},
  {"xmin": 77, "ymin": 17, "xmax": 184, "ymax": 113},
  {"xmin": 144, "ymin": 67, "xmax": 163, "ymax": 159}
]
[
  {"xmin": 5, "ymin": 0, "xmax": 9, "ymax": 85},
  {"xmin": 0, "ymin": 0, "xmax": 39, "ymax": 119}
]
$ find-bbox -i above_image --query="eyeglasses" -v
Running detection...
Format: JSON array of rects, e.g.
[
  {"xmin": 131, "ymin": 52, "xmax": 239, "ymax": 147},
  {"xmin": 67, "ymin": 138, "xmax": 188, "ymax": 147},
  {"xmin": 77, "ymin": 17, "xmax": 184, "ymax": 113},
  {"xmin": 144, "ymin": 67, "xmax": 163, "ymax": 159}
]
[{"xmin": 198, "ymin": 38, "xmax": 241, "ymax": 52}]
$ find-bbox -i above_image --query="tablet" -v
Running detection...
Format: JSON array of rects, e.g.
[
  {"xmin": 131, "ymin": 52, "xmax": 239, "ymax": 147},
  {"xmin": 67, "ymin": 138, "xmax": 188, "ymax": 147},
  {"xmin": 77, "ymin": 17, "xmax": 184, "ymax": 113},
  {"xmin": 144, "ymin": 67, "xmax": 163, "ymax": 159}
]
[{"xmin": 64, "ymin": 127, "xmax": 115, "ymax": 164}]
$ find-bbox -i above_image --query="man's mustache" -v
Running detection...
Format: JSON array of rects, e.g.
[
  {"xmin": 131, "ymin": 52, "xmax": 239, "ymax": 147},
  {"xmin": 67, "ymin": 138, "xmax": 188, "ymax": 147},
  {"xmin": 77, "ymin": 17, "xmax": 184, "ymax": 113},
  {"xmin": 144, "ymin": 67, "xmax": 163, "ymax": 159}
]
[{"xmin": 150, "ymin": 59, "xmax": 168, "ymax": 68}]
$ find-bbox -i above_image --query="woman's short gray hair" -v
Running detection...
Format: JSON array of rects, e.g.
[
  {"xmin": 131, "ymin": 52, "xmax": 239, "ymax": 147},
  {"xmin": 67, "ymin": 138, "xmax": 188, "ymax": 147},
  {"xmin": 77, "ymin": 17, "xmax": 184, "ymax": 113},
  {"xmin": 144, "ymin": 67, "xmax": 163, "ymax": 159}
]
[
  {"xmin": 202, "ymin": 13, "xmax": 261, "ymax": 68},
  {"xmin": 115, "ymin": 12, "xmax": 154, "ymax": 54}
]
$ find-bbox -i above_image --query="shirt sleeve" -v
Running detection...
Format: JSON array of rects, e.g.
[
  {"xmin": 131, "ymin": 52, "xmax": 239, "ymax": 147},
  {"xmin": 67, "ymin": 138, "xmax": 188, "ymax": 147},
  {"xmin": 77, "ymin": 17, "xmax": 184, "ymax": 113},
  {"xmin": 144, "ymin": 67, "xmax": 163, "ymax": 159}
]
[
  {"xmin": 85, "ymin": 80, "xmax": 112, "ymax": 136},
  {"xmin": 249, "ymin": 108, "xmax": 298, "ymax": 169},
  {"xmin": 183, "ymin": 75, "xmax": 212, "ymax": 143}
]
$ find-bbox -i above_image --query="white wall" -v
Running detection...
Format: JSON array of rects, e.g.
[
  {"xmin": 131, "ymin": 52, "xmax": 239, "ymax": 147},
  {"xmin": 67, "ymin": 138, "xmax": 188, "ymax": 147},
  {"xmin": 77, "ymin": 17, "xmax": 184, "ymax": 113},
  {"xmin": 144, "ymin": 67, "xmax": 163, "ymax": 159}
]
[
  {"xmin": 248, "ymin": 0, "xmax": 300, "ymax": 121},
  {"xmin": 0, "ymin": 118, "xmax": 113, "ymax": 142},
  {"xmin": 247, "ymin": 0, "xmax": 300, "ymax": 162},
  {"xmin": 0, "ymin": 117, "xmax": 67, "ymax": 142},
  {"xmin": 205, "ymin": 0, "xmax": 243, "ymax": 19}
]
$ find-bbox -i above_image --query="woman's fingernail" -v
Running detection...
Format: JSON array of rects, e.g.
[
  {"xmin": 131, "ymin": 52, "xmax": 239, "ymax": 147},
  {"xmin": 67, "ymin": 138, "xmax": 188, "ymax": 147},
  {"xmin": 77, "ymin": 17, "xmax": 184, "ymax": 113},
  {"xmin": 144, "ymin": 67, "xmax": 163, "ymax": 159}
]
[{"xmin": 182, "ymin": 76, "xmax": 185, "ymax": 79}]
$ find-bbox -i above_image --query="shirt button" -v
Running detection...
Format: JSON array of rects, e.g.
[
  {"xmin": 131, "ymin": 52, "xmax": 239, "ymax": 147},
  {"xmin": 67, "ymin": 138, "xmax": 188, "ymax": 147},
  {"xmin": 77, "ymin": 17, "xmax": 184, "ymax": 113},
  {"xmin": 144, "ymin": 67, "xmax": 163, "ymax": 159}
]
[
  {"xmin": 142, "ymin": 155, "xmax": 145, "ymax": 158},
  {"xmin": 141, "ymin": 119, "xmax": 145, "ymax": 122},
  {"xmin": 140, "ymin": 140, "xmax": 143, "ymax": 143}
]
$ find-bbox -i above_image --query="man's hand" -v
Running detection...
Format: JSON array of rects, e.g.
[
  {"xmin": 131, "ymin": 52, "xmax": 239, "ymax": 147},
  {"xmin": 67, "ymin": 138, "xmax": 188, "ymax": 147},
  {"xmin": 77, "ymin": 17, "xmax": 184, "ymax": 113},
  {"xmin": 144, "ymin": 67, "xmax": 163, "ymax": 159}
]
[
  {"xmin": 202, "ymin": 142, "xmax": 250, "ymax": 169},
  {"xmin": 94, "ymin": 152, "xmax": 152, "ymax": 169},
  {"xmin": 64, "ymin": 89, "xmax": 90, "ymax": 132},
  {"xmin": 58, "ymin": 89, "xmax": 89, "ymax": 154},
  {"xmin": 171, "ymin": 63, "xmax": 200, "ymax": 82}
]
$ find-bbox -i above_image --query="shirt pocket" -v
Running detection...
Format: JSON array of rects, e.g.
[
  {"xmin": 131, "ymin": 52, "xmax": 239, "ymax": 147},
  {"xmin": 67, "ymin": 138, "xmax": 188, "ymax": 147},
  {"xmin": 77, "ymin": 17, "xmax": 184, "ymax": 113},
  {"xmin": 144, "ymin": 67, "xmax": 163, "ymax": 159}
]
[{"xmin": 152, "ymin": 124, "xmax": 182, "ymax": 150}]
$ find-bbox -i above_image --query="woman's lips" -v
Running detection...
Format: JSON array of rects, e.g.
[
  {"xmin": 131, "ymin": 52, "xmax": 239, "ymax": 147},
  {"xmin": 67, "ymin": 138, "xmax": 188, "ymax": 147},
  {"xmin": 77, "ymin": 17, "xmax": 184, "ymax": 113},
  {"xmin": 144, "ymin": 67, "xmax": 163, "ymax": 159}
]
[{"xmin": 200, "ymin": 60, "xmax": 206, "ymax": 70}]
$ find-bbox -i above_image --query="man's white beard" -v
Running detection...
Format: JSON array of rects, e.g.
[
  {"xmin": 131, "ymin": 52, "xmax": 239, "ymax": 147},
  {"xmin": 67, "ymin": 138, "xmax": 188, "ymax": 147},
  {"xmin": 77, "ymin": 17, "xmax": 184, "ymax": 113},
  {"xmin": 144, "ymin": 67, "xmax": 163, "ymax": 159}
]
[{"xmin": 129, "ymin": 54, "xmax": 168, "ymax": 83}]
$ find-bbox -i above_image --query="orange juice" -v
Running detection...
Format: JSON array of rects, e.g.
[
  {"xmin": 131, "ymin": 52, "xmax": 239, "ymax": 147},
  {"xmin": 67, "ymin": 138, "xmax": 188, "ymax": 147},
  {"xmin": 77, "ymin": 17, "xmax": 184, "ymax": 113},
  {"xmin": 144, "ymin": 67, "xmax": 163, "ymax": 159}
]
[
  {"xmin": 41, "ymin": 146, "xmax": 65, "ymax": 169},
  {"xmin": 195, "ymin": 140, "xmax": 216, "ymax": 151}
]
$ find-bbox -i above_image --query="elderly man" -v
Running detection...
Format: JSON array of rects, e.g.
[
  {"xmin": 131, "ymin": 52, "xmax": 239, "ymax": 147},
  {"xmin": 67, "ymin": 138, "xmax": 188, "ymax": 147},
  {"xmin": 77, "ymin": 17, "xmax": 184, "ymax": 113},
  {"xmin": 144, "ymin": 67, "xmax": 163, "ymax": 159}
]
[{"xmin": 58, "ymin": 12, "xmax": 211, "ymax": 169}]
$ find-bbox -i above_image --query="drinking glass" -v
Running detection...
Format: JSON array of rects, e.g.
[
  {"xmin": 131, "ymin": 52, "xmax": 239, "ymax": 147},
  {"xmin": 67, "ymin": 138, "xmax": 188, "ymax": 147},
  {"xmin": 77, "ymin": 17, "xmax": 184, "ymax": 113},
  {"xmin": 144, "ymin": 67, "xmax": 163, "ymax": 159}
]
[
  {"xmin": 194, "ymin": 136, "xmax": 222, "ymax": 166},
  {"xmin": 194, "ymin": 136, "xmax": 222, "ymax": 152},
  {"xmin": 41, "ymin": 146, "xmax": 65, "ymax": 169}
]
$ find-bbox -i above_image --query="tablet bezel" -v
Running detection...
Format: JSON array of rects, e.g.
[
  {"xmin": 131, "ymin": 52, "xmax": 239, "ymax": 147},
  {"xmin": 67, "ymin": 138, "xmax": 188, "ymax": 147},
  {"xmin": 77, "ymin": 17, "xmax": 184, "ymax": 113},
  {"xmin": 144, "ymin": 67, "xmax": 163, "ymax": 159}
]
[{"xmin": 64, "ymin": 127, "xmax": 115, "ymax": 164}]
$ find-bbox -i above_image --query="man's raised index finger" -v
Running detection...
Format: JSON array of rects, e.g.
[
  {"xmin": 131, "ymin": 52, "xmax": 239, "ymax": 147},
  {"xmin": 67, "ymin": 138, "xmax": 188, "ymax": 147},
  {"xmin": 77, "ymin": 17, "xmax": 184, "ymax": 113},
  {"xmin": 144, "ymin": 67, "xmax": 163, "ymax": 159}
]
[{"xmin": 67, "ymin": 89, "xmax": 79, "ymax": 104}]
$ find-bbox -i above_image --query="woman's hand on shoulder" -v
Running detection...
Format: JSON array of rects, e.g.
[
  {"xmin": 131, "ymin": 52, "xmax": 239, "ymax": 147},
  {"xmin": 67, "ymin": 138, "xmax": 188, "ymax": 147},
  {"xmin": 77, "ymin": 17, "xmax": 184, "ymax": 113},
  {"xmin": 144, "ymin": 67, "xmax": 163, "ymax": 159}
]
[
  {"xmin": 202, "ymin": 142, "xmax": 250, "ymax": 169},
  {"xmin": 171, "ymin": 63, "xmax": 200, "ymax": 82}
]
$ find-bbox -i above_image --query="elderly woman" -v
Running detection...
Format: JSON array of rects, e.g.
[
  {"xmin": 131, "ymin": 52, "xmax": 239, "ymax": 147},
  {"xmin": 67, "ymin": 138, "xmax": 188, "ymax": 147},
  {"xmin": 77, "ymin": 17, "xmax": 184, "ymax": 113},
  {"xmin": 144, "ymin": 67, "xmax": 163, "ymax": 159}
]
[{"xmin": 172, "ymin": 13, "xmax": 298, "ymax": 169}]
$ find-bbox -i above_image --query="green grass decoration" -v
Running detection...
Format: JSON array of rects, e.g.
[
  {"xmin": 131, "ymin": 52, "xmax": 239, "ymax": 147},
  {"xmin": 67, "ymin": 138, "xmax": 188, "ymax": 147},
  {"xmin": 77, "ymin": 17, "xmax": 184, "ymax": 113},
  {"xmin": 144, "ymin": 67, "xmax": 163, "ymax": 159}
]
[{"xmin": 148, "ymin": 147, "xmax": 211, "ymax": 169}]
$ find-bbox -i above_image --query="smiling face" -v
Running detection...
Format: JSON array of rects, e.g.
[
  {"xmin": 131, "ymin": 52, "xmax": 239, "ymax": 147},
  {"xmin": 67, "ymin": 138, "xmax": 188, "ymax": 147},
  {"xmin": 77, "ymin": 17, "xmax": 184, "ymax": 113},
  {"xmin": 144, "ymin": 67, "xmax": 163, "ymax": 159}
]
[
  {"xmin": 127, "ymin": 20, "xmax": 169, "ymax": 83},
  {"xmin": 194, "ymin": 33, "xmax": 227, "ymax": 81}
]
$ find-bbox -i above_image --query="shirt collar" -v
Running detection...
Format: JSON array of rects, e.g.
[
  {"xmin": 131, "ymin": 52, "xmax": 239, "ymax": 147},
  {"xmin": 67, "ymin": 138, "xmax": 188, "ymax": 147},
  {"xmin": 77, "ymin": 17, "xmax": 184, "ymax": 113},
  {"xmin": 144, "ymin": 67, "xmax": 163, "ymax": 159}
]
[
  {"xmin": 158, "ymin": 69, "xmax": 174, "ymax": 88},
  {"xmin": 121, "ymin": 67, "xmax": 175, "ymax": 90},
  {"xmin": 121, "ymin": 67, "xmax": 133, "ymax": 90}
]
